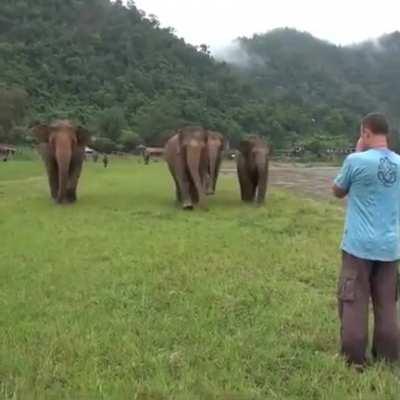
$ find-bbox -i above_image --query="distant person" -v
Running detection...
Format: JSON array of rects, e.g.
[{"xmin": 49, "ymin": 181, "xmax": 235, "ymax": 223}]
[
  {"xmin": 3, "ymin": 155, "xmax": 8, "ymax": 162},
  {"xmin": 332, "ymin": 113, "xmax": 400, "ymax": 369},
  {"xmin": 143, "ymin": 150, "xmax": 150, "ymax": 165},
  {"xmin": 103, "ymin": 154, "xmax": 109, "ymax": 168}
]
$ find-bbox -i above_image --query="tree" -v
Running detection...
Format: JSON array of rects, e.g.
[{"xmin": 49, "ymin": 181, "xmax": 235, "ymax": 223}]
[
  {"xmin": 120, "ymin": 129, "xmax": 141, "ymax": 151},
  {"xmin": 1, "ymin": 1, "xmax": 399, "ymax": 150},
  {"xmin": 94, "ymin": 107, "xmax": 126, "ymax": 142},
  {"xmin": 91, "ymin": 137, "xmax": 116, "ymax": 154},
  {"xmin": 0, "ymin": 87, "xmax": 29, "ymax": 141}
]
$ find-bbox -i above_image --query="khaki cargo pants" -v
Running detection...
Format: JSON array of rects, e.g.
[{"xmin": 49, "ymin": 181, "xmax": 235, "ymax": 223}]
[{"xmin": 338, "ymin": 251, "xmax": 400, "ymax": 365}]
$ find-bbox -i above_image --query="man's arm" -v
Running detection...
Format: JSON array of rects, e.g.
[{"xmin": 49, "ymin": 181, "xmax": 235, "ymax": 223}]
[
  {"xmin": 332, "ymin": 184, "xmax": 348, "ymax": 199},
  {"xmin": 333, "ymin": 156, "xmax": 353, "ymax": 199}
]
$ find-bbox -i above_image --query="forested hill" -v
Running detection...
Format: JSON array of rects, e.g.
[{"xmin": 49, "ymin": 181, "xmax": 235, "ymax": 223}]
[
  {"xmin": 224, "ymin": 29, "xmax": 400, "ymax": 147},
  {"xmin": 231, "ymin": 29, "xmax": 400, "ymax": 121},
  {"xmin": 1, "ymin": 1, "xmax": 399, "ymax": 151},
  {"xmin": 0, "ymin": 0, "xmax": 252, "ymax": 148}
]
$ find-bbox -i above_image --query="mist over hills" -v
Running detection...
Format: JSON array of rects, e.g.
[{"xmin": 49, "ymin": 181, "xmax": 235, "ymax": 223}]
[{"xmin": 221, "ymin": 28, "xmax": 400, "ymax": 120}]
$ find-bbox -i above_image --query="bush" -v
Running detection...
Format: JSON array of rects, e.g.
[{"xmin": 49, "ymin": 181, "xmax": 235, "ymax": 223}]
[
  {"xmin": 94, "ymin": 107, "xmax": 127, "ymax": 142},
  {"xmin": 13, "ymin": 147, "xmax": 37, "ymax": 161},
  {"xmin": 91, "ymin": 137, "xmax": 117, "ymax": 154},
  {"xmin": 120, "ymin": 129, "xmax": 142, "ymax": 151}
]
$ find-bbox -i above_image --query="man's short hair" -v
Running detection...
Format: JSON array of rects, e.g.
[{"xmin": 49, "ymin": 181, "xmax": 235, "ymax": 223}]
[{"xmin": 362, "ymin": 113, "xmax": 389, "ymax": 135}]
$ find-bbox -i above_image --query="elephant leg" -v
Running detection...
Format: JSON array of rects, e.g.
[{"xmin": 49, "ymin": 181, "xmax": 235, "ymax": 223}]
[
  {"xmin": 178, "ymin": 170, "xmax": 194, "ymax": 210},
  {"xmin": 47, "ymin": 158, "xmax": 59, "ymax": 200},
  {"xmin": 170, "ymin": 169, "xmax": 182, "ymax": 204},
  {"xmin": 237, "ymin": 157, "xmax": 254, "ymax": 202},
  {"xmin": 212, "ymin": 155, "xmax": 223, "ymax": 194},
  {"xmin": 250, "ymin": 177, "xmax": 257, "ymax": 202},
  {"xmin": 66, "ymin": 148, "xmax": 84, "ymax": 203},
  {"xmin": 168, "ymin": 156, "xmax": 193, "ymax": 209},
  {"xmin": 256, "ymin": 160, "xmax": 269, "ymax": 204},
  {"xmin": 54, "ymin": 146, "xmax": 72, "ymax": 204},
  {"xmin": 243, "ymin": 173, "xmax": 257, "ymax": 202},
  {"xmin": 200, "ymin": 150, "xmax": 213, "ymax": 196},
  {"xmin": 189, "ymin": 180, "xmax": 199, "ymax": 204},
  {"xmin": 176, "ymin": 186, "xmax": 182, "ymax": 203},
  {"xmin": 193, "ymin": 146, "xmax": 209, "ymax": 203},
  {"xmin": 204, "ymin": 173, "xmax": 213, "ymax": 196},
  {"xmin": 39, "ymin": 143, "xmax": 58, "ymax": 200},
  {"xmin": 186, "ymin": 145, "xmax": 207, "ymax": 210}
]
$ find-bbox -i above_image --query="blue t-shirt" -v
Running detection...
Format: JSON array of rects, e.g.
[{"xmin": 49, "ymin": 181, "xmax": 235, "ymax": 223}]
[{"xmin": 335, "ymin": 148, "xmax": 400, "ymax": 261}]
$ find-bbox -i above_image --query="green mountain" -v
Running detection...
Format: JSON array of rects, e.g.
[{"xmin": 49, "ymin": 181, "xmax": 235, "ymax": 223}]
[
  {"xmin": 0, "ymin": 0, "xmax": 251, "ymax": 148},
  {"xmin": 234, "ymin": 28, "xmax": 400, "ymax": 114},
  {"xmin": 226, "ymin": 29, "xmax": 400, "ymax": 145},
  {"xmin": 1, "ymin": 1, "xmax": 399, "ymax": 151}
]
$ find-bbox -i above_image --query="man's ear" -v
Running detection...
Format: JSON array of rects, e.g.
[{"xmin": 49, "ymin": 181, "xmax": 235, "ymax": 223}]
[{"xmin": 364, "ymin": 129, "xmax": 373, "ymax": 141}]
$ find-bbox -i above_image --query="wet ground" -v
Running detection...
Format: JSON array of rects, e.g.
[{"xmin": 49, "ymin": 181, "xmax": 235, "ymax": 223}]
[{"xmin": 221, "ymin": 162, "xmax": 340, "ymax": 201}]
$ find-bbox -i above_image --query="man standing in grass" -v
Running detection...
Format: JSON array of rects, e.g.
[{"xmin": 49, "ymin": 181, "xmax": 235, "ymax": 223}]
[
  {"xmin": 103, "ymin": 154, "xmax": 109, "ymax": 168},
  {"xmin": 333, "ymin": 113, "xmax": 400, "ymax": 368}
]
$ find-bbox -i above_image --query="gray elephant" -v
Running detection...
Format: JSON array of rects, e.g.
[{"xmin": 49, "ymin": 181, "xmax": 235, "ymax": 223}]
[
  {"xmin": 31, "ymin": 120, "xmax": 91, "ymax": 204},
  {"xmin": 237, "ymin": 134, "xmax": 270, "ymax": 204},
  {"xmin": 205, "ymin": 130, "xmax": 224, "ymax": 195},
  {"xmin": 165, "ymin": 126, "xmax": 209, "ymax": 210}
]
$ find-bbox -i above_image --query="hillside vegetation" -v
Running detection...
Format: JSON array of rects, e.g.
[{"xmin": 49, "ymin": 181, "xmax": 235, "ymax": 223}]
[{"xmin": 1, "ymin": 0, "xmax": 399, "ymax": 151}]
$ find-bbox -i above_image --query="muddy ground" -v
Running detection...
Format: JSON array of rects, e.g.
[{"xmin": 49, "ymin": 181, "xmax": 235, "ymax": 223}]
[{"xmin": 221, "ymin": 162, "xmax": 340, "ymax": 201}]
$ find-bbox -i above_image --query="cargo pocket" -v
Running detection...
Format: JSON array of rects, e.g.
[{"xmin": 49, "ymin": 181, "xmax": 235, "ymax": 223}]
[
  {"xmin": 396, "ymin": 268, "xmax": 400, "ymax": 302},
  {"xmin": 338, "ymin": 277, "xmax": 356, "ymax": 302},
  {"xmin": 337, "ymin": 265, "xmax": 358, "ymax": 302}
]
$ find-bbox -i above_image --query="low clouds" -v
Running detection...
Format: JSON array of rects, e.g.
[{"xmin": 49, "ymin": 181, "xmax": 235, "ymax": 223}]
[
  {"xmin": 214, "ymin": 40, "xmax": 263, "ymax": 69},
  {"xmin": 134, "ymin": 0, "xmax": 400, "ymax": 51}
]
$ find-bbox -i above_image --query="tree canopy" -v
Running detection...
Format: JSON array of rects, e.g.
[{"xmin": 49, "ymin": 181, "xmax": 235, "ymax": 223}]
[{"xmin": 0, "ymin": 1, "xmax": 399, "ymax": 151}]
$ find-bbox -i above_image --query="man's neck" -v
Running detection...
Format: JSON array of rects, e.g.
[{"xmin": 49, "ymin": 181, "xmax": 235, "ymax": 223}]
[{"xmin": 366, "ymin": 135, "xmax": 388, "ymax": 150}]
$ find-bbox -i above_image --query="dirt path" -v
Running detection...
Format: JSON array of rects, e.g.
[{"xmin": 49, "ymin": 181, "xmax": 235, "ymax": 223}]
[{"xmin": 221, "ymin": 162, "xmax": 340, "ymax": 201}]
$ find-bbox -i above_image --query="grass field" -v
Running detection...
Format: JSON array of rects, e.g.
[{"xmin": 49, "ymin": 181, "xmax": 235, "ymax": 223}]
[{"xmin": 0, "ymin": 158, "xmax": 399, "ymax": 399}]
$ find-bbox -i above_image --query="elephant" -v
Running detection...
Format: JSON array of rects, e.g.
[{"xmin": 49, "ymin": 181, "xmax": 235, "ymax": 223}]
[
  {"xmin": 31, "ymin": 120, "xmax": 91, "ymax": 204},
  {"xmin": 165, "ymin": 126, "xmax": 209, "ymax": 210},
  {"xmin": 237, "ymin": 134, "xmax": 270, "ymax": 204},
  {"xmin": 205, "ymin": 130, "xmax": 224, "ymax": 195}
]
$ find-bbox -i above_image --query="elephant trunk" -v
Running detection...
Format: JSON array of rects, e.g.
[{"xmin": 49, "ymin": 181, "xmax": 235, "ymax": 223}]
[
  {"xmin": 55, "ymin": 137, "xmax": 72, "ymax": 203},
  {"xmin": 186, "ymin": 144, "xmax": 207, "ymax": 209}
]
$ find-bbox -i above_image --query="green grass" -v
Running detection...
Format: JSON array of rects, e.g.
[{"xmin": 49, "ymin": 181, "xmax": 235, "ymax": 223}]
[{"xmin": 0, "ymin": 159, "xmax": 399, "ymax": 399}]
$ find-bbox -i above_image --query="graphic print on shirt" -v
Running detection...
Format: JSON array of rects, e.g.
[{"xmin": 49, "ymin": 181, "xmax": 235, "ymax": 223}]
[{"xmin": 377, "ymin": 157, "xmax": 397, "ymax": 187}]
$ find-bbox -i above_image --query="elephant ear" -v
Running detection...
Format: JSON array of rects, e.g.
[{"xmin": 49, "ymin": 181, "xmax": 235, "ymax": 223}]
[
  {"xmin": 219, "ymin": 134, "xmax": 225, "ymax": 150},
  {"xmin": 30, "ymin": 123, "xmax": 51, "ymax": 143},
  {"xmin": 76, "ymin": 126, "xmax": 91, "ymax": 147},
  {"xmin": 239, "ymin": 138, "xmax": 252, "ymax": 156},
  {"xmin": 177, "ymin": 128, "xmax": 185, "ymax": 153}
]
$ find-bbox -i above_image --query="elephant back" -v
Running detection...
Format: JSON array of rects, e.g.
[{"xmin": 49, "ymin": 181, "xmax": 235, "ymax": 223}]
[
  {"xmin": 239, "ymin": 134, "xmax": 268, "ymax": 155},
  {"xmin": 207, "ymin": 130, "xmax": 224, "ymax": 148},
  {"xmin": 178, "ymin": 126, "xmax": 208, "ymax": 148}
]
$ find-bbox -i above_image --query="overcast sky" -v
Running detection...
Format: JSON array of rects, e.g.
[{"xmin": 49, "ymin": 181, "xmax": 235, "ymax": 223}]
[{"xmin": 133, "ymin": 0, "xmax": 400, "ymax": 51}]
